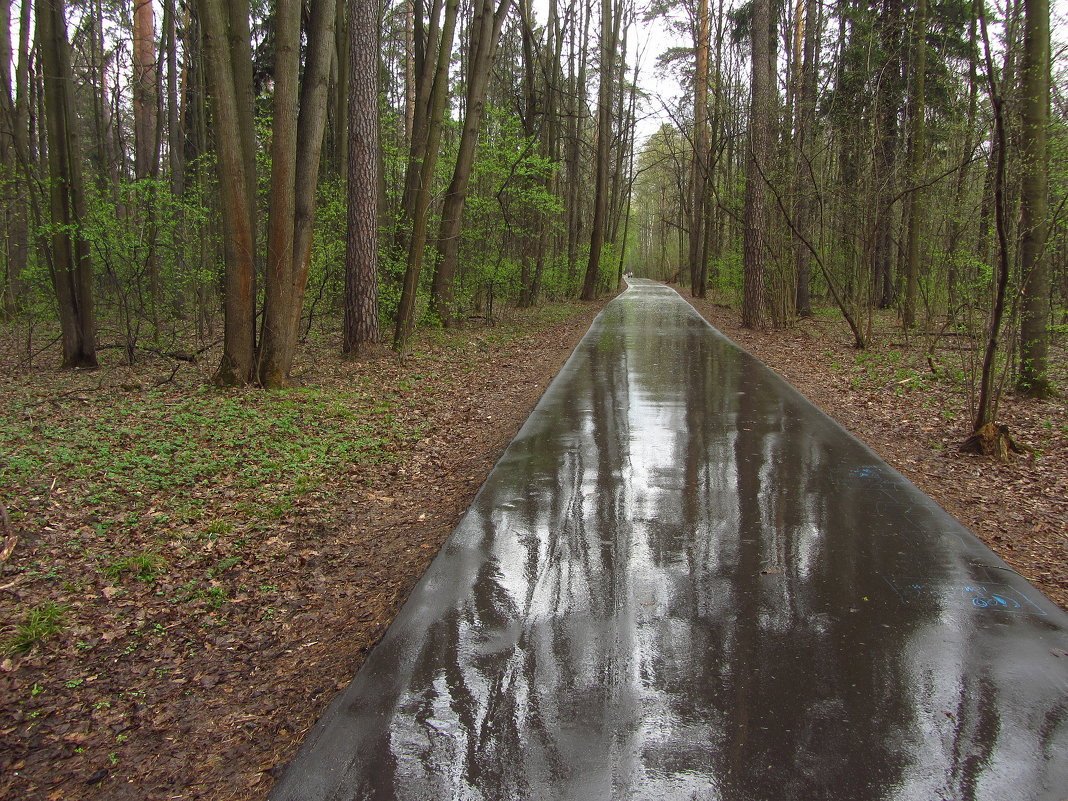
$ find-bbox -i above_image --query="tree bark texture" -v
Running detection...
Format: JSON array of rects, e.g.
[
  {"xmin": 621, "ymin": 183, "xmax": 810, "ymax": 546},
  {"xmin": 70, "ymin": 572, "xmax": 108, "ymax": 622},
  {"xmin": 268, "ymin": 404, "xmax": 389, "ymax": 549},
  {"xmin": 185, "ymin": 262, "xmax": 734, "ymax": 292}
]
[
  {"xmin": 344, "ymin": 0, "xmax": 381, "ymax": 353},
  {"xmin": 1017, "ymin": 0, "xmax": 1051, "ymax": 396},
  {"xmin": 741, "ymin": 0, "xmax": 772, "ymax": 328},
  {"xmin": 581, "ymin": 0, "xmax": 619, "ymax": 301},
  {"xmin": 38, "ymin": 0, "xmax": 98, "ymax": 367},
  {"xmin": 429, "ymin": 0, "xmax": 511, "ymax": 325},
  {"xmin": 196, "ymin": 0, "xmax": 256, "ymax": 385},
  {"xmin": 133, "ymin": 0, "xmax": 159, "ymax": 179},
  {"xmin": 259, "ymin": 0, "xmax": 338, "ymax": 387}
]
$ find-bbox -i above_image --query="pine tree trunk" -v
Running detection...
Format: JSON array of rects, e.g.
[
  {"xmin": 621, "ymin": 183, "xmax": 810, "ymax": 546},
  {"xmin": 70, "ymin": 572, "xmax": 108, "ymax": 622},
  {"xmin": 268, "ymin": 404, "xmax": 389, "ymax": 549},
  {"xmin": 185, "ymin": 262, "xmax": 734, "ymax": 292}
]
[
  {"xmin": 343, "ymin": 0, "xmax": 381, "ymax": 353},
  {"xmin": 133, "ymin": 0, "xmax": 159, "ymax": 179},
  {"xmin": 742, "ymin": 0, "xmax": 773, "ymax": 328},
  {"xmin": 902, "ymin": 0, "xmax": 927, "ymax": 329},
  {"xmin": 1017, "ymin": 0, "xmax": 1051, "ymax": 396}
]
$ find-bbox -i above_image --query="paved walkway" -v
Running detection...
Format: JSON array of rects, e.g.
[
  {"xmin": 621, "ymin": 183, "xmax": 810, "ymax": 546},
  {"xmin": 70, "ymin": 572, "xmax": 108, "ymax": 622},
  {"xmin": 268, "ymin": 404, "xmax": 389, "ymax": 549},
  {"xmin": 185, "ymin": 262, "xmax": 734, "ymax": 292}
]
[{"xmin": 271, "ymin": 280, "xmax": 1068, "ymax": 801}]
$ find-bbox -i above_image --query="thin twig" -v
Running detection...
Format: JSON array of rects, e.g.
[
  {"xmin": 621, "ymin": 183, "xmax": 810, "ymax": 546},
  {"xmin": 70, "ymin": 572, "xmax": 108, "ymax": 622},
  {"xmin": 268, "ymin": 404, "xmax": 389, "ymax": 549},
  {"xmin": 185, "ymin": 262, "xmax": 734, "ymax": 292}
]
[{"xmin": 154, "ymin": 363, "xmax": 183, "ymax": 386}]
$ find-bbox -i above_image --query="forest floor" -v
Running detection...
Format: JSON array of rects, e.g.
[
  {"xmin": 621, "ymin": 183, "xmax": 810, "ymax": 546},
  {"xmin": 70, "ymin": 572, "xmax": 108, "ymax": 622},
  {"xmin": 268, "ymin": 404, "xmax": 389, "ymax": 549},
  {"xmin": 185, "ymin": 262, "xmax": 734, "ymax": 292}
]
[
  {"xmin": 1, "ymin": 288, "xmax": 1066, "ymax": 801},
  {"xmin": 0, "ymin": 298, "xmax": 612, "ymax": 801}
]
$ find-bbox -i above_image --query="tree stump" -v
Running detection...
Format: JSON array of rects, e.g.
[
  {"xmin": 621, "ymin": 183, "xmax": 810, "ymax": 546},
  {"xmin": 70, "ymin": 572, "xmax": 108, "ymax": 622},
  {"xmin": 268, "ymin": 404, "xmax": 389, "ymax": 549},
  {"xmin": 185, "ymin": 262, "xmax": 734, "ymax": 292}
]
[{"xmin": 960, "ymin": 422, "xmax": 1024, "ymax": 461}]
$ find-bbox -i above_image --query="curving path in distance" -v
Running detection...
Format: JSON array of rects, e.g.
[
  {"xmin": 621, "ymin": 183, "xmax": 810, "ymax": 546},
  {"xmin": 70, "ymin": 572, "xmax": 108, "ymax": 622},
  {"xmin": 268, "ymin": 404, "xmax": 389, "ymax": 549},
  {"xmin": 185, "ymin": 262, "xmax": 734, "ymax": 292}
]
[{"xmin": 270, "ymin": 279, "xmax": 1068, "ymax": 801}]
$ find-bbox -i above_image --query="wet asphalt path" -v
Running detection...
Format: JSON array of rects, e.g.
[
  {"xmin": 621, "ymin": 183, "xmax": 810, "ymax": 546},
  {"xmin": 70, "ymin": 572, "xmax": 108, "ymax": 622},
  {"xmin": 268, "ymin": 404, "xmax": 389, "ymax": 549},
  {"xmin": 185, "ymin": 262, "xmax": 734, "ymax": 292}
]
[{"xmin": 270, "ymin": 279, "xmax": 1068, "ymax": 801}]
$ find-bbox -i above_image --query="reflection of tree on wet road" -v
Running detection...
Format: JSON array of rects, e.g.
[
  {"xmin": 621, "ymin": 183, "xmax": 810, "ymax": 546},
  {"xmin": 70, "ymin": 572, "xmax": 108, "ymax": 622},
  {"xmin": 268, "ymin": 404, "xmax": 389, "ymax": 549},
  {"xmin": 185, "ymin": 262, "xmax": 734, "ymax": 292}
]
[{"xmin": 271, "ymin": 280, "xmax": 1068, "ymax": 801}]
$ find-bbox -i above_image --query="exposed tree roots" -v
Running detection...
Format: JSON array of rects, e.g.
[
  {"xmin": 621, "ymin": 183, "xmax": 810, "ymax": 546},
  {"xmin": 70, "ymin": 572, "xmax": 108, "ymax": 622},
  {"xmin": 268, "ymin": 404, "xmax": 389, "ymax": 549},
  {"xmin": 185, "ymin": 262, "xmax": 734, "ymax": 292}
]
[{"xmin": 960, "ymin": 422, "xmax": 1026, "ymax": 461}]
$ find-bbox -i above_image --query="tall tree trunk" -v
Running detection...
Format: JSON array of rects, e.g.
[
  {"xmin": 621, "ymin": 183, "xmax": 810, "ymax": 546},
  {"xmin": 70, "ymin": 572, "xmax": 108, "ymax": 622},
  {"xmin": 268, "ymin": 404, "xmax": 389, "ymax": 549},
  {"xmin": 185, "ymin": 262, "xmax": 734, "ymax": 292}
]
[
  {"xmin": 581, "ymin": 0, "xmax": 619, "ymax": 301},
  {"xmin": 196, "ymin": 0, "xmax": 256, "ymax": 385},
  {"xmin": 430, "ymin": 0, "xmax": 511, "ymax": 324},
  {"xmin": 164, "ymin": 0, "xmax": 184, "ymax": 194},
  {"xmin": 133, "ymin": 0, "xmax": 162, "ymax": 324},
  {"xmin": 902, "ymin": 0, "xmax": 927, "ymax": 329},
  {"xmin": 344, "ymin": 0, "xmax": 381, "ymax": 353},
  {"xmin": 605, "ymin": 20, "xmax": 629, "ymax": 248},
  {"xmin": 259, "ymin": 0, "xmax": 303, "ymax": 385},
  {"xmin": 872, "ymin": 0, "xmax": 902, "ymax": 309},
  {"xmin": 689, "ymin": 0, "xmax": 710, "ymax": 298},
  {"xmin": 792, "ymin": 0, "xmax": 817, "ymax": 317},
  {"xmin": 228, "ymin": 0, "xmax": 258, "ymax": 289},
  {"xmin": 38, "ymin": 0, "xmax": 98, "ymax": 367},
  {"xmin": 90, "ymin": 0, "xmax": 123, "ymax": 197},
  {"xmin": 945, "ymin": 6, "xmax": 978, "ymax": 311},
  {"xmin": 0, "ymin": 0, "xmax": 24, "ymax": 317},
  {"xmin": 259, "ymin": 0, "xmax": 338, "ymax": 386},
  {"xmin": 333, "ymin": 0, "xmax": 349, "ymax": 175},
  {"xmin": 404, "ymin": 0, "xmax": 416, "ymax": 143},
  {"xmin": 742, "ymin": 0, "xmax": 773, "ymax": 328},
  {"xmin": 1017, "ymin": 0, "xmax": 1051, "ymax": 396},
  {"xmin": 393, "ymin": 0, "xmax": 460, "ymax": 347},
  {"xmin": 565, "ymin": 0, "xmax": 592, "ymax": 282},
  {"xmin": 517, "ymin": 0, "xmax": 543, "ymax": 307},
  {"xmin": 394, "ymin": 0, "xmax": 445, "ymax": 259},
  {"xmin": 133, "ymin": 0, "xmax": 159, "ymax": 178},
  {"xmin": 971, "ymin": 8, "xmax": 1012, "ymax": 436}
]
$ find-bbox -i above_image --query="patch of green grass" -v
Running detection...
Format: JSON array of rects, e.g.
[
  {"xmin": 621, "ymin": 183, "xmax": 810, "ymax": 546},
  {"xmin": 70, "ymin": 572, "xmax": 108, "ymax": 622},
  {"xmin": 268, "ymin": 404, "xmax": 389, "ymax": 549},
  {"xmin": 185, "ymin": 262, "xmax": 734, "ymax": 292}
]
[
  {"xmin": 208, "ymin": 556, "xmax": 242, "ymax": 577},
  {"xmin": 103, "ymin": 553, "xmax": 166, "ymax": 582},
  {"xmin": 3, "ymin": 602, "xmax": 69, "ymax": 654},
  {"xmin": 0, "ymin": 386, "xmax": 406, "ymax": 511},
  {"xmin": 202, "ymin": 520, "xmax": 232, "ymax": 540},
  {"xmin": 172, "ymin": 579, "xmax": 228, "ymax": 609},
  {"xmin": 204, "ymin": 586, "xmax": 228, "ymax": 609},
  {"xmin": 21, "ymin": 561, "xmax": 60, "ymax": 581},
  {"xmin": 854, "ymin": 348, "xmax": 902, "ymax": 370}
]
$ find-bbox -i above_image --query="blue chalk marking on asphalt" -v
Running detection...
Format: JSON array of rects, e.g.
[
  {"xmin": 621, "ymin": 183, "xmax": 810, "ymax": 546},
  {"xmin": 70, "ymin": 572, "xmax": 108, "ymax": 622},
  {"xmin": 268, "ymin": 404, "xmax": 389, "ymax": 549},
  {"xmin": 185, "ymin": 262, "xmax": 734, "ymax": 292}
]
[
  {"xmin": 884, "ymin": 577, "xmax": 1048, "ymax": 616},
  {"xmin": 850, "ymin": 466, "xmax": 883, "ymax": 480}
]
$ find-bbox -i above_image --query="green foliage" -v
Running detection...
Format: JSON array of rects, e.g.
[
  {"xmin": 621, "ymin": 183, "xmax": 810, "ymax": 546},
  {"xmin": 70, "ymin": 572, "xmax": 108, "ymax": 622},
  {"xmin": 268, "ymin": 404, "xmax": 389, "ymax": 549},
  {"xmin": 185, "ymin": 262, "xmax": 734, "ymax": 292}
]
[
  {"xmin": 709, "ymin": 251, "xmax": 744, "ymax": 299},
  {"xmin": 304, "ymin": 178, "xmax": 347, "ymax": 331},
  {"xmin": 0, "ymin": 387, "xmax": 403, "ymax": 509},
  {"xmin": 3, "ymin": 602, "xmax": 69, "ymax": 654},
  {"xmin": 0, "ymin": 381, "xmax": 422, "ymax": 573},
  {"xmin": 80, "ymin": 177, "xmax": 212, "ymax": 348},
  {"xmin": 443, "ymin": 107, "xmax": 569, "ymax": 312},
  {"xmin": 103, "ymin": 553, "xmax": 166, "ymax": 582}
]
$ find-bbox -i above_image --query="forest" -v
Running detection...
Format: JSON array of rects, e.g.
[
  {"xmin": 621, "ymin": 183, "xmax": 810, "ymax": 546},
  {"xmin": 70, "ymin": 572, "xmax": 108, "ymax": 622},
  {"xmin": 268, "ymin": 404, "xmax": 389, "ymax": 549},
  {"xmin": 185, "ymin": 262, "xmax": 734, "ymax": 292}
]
[
  {"xmin": 0, "ymin": 0, "xmax": 1066, "ymax": 795},
  {"xmin": 0, "ymin": 0, "xmax": 1064, "ymax": 419}
]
